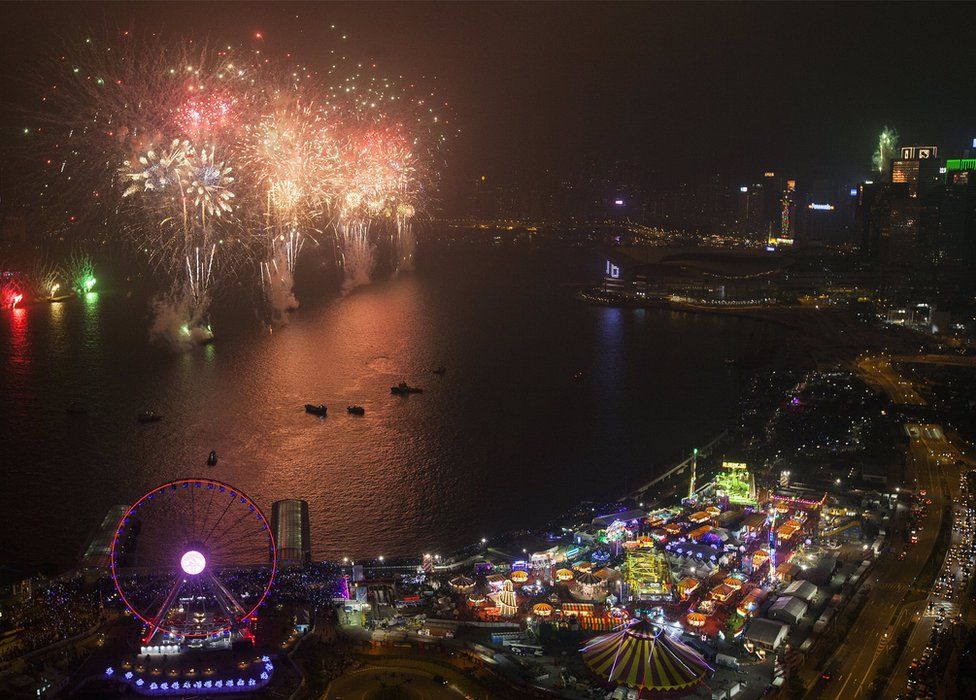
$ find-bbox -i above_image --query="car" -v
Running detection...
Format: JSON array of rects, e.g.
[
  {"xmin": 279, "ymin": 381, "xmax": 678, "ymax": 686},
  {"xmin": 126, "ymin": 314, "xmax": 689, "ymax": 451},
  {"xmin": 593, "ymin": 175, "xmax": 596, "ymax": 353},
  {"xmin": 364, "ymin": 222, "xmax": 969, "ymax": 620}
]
[{"xmin": 433, "ymin": 675, "xmax": 448, "ymax": 685}]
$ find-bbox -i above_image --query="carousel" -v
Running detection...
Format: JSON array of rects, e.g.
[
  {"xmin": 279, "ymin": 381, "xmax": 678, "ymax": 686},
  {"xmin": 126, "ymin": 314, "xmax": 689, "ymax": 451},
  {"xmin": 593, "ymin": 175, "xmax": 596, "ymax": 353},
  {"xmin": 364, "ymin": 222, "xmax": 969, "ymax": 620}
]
[
  {"xmin": 449, "ymin": 574, "xmax": 475, "ymax": 593},
  {"xmin": 581, "ymin": 617, "xmax": 712, "ymax": 697},
  {"xmin": 571, "ymin": 570, "xmax": 607, "ymax": 602}
]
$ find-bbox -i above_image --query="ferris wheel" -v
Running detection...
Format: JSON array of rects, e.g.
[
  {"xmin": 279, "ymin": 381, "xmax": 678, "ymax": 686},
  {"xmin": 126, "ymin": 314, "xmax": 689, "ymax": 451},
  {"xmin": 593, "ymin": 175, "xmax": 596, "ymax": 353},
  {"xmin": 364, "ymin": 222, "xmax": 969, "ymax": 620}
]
[{"xmin": 110, "ymin": 479, "xmax": 276, "ymax": 644}]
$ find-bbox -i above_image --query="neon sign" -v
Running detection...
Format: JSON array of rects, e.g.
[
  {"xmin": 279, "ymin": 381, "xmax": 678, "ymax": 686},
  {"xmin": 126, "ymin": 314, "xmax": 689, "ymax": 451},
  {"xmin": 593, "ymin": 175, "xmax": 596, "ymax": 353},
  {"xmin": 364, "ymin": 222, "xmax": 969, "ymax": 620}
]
[{"xmin": 606, "ymin": 260, "xmax": 620, "ymax": 279}]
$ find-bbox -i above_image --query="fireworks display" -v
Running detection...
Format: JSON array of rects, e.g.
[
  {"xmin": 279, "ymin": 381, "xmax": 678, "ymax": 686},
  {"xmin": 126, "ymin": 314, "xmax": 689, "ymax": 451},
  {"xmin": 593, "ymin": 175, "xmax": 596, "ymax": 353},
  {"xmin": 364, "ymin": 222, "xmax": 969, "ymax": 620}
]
[
  {"xmin": 16, "ymin": 28, "xmax": 454, "ymax": 345},
  {"xmin": 873, "ymin": 126, "xmax": 898, "ymax": 175}
]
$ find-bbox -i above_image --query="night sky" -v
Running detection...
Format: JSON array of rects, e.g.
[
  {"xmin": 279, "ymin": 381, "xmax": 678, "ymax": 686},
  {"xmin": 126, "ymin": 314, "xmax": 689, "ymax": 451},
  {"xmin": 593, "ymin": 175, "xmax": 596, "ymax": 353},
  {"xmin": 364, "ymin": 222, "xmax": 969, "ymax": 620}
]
[{"xmin": 3, "ymin": 1, "xmax": 974, "ymax": 196}]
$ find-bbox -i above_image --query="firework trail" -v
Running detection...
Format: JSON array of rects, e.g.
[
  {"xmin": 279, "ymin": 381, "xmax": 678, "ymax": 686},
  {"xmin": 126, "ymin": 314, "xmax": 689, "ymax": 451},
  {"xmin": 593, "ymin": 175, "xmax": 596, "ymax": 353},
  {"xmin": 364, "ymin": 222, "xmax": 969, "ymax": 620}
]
[
  {"xmin": 333, "ymin": 127, "xmax": 410, "ymax": 290},
  {"xmin": 873, "ymin": 127, "xmax": 898, "ymax": 176},
  {"xmin": 395, "ymin": 202, "xmax": 417, "ymax": 273},
  {"xmin": 241, "ymin": 96, "xmax": 339, "ymax": 318},
  {"xmin": 64, "ymin": 251, "xmax": 97, "ymax": 295}
]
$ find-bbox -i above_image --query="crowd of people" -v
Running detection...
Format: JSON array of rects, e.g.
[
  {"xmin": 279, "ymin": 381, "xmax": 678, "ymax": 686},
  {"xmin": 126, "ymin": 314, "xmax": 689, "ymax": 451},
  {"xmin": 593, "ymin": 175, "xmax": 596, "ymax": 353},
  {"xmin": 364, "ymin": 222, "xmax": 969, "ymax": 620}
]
[{"xmin": 0, "ymin": 576, "xmax": 102, "ymax": 664}]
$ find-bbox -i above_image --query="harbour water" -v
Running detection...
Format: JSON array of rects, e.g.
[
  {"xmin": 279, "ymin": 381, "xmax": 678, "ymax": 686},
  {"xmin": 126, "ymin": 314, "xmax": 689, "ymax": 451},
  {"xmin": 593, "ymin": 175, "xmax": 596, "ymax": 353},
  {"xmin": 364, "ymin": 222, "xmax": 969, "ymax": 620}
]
[{"xmin": 0, "ymin": 242, "xmax": 782, "ymax": 569}]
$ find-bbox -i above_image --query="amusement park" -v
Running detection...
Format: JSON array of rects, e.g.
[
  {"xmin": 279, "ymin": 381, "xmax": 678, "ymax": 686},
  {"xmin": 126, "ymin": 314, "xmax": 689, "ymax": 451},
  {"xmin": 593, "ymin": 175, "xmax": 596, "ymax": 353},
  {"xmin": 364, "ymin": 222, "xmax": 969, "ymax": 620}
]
[{"xmin": 2, "ymin": 419, "xmax": 920, "ymax": 700}]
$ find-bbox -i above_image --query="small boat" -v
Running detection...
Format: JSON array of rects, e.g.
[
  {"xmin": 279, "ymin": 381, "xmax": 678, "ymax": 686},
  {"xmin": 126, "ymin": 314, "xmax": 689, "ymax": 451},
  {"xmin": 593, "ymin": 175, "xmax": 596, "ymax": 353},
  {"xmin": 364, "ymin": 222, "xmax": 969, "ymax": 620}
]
[
  {"xmin": 304, "ymin": 403, "xmax": 327, "ymax": 416},
  {"xmin": 137, "ymin": 410, "xmax": 162, "ymax": 423},
  {"xmin": 207, "ymin": 450, "xmax": 218, "ymax": 466},
  {"xmin": 391, "ymin": 382, "xmax": 423, "ymax": 395},
  {"xmin": 65, "ymin": 405, "xmax": 88, "ymax": 415},
  {"xmin": 347, "ymin": 405, "xmax": 365, "ymax": 416},
  {"xmin": 433, "ymin": 365, "xmax": 447, "ymax": 375}
]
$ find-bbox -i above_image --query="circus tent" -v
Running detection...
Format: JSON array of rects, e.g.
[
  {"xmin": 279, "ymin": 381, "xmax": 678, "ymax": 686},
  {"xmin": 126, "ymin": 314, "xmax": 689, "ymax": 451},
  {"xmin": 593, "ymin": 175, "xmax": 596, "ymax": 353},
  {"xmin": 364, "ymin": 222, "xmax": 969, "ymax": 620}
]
[{"xmin": 580, "ymin": 618, "xmax": 712, "ymax": 696}]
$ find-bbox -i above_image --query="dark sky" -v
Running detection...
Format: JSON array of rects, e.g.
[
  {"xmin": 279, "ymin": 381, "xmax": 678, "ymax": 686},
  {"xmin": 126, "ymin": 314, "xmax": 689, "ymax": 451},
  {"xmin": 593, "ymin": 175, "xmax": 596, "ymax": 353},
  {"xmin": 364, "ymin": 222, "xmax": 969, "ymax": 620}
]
[{"xmin": 3, "ymin": 1, "xmax": 974, "ymax": 192}]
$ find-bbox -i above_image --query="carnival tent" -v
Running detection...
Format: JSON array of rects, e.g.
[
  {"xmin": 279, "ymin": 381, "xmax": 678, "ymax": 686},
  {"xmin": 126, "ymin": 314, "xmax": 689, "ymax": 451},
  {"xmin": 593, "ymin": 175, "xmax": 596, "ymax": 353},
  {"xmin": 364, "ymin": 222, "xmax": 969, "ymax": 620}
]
[
  {"xmin": 468, "ymin": 581, "xmax": 491, "ymax": 605},
  {"xmin": 486, "ymin": 573, "xmax": 506, "ymax": 586},
  {"xmin": 572, "ymin": 570, "xmax": 607, "ymax": 602},
  {"xmin": 575, "ymin": 571, "xmax": 601, "ymax": 585},
  {"xmin": 450, "ymin": 575, "xmax": 475, "ymax": 592},
  {"xmin": 532, "ymin": 603, "xmax": 554, "ymax": 617},
  {"xmin": 581, "ymin": 618, "xmax": 712, "ymax": 696}
]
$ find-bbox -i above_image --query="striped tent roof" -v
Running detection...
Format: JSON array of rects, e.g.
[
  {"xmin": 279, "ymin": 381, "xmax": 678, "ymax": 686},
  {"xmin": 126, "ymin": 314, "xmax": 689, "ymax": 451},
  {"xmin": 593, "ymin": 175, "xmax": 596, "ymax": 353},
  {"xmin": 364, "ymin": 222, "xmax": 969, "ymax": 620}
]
[
  {"xmin": 581, "ymin": 618, "xmax": 712, "ymax": 695},
  {"xmin": 575, "ymin": 571, "xmax": 602, "ymax": 585}
]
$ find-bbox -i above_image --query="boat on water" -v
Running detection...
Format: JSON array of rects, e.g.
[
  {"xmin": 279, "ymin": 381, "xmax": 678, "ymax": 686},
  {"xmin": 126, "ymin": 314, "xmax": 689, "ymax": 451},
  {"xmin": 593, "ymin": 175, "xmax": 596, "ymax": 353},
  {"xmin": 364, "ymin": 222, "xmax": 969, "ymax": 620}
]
[
  {"xmin": 207, "ymin": 450, "xmax": 218, "ymax": 466},
  {"xmin": 433, "ymin": 365, "xmax": 447, "ymax": 375},
  {"xmin": 347, "ymin": 405, "xmax": 365, "ymax": 416},
  {"xmin": 137, "ymin": 410, "xmax": 162, "ymax": 423},
  {"xmin": 305, "ymin": 403, "xmax": 328, "ymax": 416},
  {"xmin": 391, "ymin": 382, "xmax": 423, "ymax": 395}
]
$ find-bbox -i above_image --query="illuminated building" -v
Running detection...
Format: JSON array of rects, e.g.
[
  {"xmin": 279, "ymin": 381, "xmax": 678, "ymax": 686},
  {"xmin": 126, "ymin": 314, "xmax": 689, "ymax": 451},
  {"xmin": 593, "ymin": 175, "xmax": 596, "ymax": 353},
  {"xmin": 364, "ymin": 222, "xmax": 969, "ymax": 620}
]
[
  {"xmin": 941, "ymin": 158, "xmax": 976, "ymax": 264},
  {"xmin": 597, "ymin": 247, "xmax": 787, "ymax": 303},
  {"xmin": 737, "ymin": 587, "xmax": 766, "ymax": 617},
  {"xmin": 709, "ymin": 583, "xmax": 735, "ymax": 603},
  {"xmin": 769, "ymin": 179, "xmax": 796, "ymax": 247},
  {"xmin": 857, "ymin": 144, "xmax": 944, "ymax": 265},
  {"xmin": 271, "ymin": 499, "xmax": 311, "ymax": 566},
  {"xmin": 762, "ymin": 171, "xmax": 783, "ymax": 234}
]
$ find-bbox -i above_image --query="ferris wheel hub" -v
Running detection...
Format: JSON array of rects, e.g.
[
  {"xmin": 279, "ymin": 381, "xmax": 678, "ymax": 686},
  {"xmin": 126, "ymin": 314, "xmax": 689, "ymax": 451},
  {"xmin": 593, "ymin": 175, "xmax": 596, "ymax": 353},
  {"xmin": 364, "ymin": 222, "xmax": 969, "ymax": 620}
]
[{"xmin": 180, "ymin": 550, "xmax": 207, "ymax": 575}]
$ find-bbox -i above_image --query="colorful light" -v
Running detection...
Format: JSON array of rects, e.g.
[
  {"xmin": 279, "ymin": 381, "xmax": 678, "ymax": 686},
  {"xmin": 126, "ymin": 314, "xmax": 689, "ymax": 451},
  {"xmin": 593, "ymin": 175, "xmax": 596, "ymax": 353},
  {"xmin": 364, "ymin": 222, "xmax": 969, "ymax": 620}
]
[{"xmin": 180, "ymin": 550, "xmax": 206, "ymax": 575}]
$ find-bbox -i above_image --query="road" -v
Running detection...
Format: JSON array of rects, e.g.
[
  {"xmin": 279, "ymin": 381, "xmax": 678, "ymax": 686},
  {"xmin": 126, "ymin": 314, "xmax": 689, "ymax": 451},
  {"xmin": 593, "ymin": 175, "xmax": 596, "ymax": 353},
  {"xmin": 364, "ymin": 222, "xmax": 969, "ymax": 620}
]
[
  {"xmin": 857, "ymin": 356, "xmax": 926, "ymax": 405},
  {"xmin": 881, "ymin": 432, "xmax": 973, "ymax": 699},
  {"xmin": 801, "ymin": 351, "xmax": 968, "ymax": 699},
  {"xmin": 887, "ymin": 353, "xmax": 976, "ymax": 369},
  {"xmin": 803, "ymin": 424, "xmax": 951, "ymax": 700}
]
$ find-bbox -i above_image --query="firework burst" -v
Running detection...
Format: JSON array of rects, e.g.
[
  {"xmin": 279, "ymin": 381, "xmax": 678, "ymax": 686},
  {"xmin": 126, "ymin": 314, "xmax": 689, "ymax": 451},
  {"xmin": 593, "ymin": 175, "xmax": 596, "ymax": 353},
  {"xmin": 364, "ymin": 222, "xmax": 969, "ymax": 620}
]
[{"xmin": 19, "ymin": 27, "xmax": 455, "ymax": 343}]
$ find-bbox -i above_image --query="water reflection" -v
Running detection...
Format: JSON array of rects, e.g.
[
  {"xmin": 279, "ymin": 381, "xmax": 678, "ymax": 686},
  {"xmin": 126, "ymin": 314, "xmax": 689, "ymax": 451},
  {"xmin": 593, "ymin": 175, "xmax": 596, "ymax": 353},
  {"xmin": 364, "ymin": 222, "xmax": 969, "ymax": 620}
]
[
  {"xmin": 0, "ymin": 248, "xmax": 782, "ymax": 569},
  {"xmin": 6, "ymin": 307, "xmax": 29, "ymax": 369}
]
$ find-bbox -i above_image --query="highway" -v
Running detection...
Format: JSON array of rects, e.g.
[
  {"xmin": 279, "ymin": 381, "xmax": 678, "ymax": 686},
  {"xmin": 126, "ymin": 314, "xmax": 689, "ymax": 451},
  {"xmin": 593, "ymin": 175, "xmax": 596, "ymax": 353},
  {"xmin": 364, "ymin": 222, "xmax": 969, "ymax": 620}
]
[
  {"xmin": 857, "ymin": 356, "xmax": 926, "ymax": 406},
  {"xmin": 803, "ymin": 353, "xmax": 966, "ymax": 699},
  {"xmin": 803, "ymin": 424, "xmax": 948, "ymax": 700},
  {"xmin": 881, "ymin": 431, "xmax": 973, "ymax": 699}
]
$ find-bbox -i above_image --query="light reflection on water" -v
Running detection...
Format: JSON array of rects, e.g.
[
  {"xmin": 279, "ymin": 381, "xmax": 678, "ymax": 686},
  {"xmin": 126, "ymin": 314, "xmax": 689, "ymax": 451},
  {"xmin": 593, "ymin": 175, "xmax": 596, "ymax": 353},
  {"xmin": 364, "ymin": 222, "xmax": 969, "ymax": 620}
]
[{"xmin": 0, "ymin": 246, "xmax": 779, "ymax": 569}]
